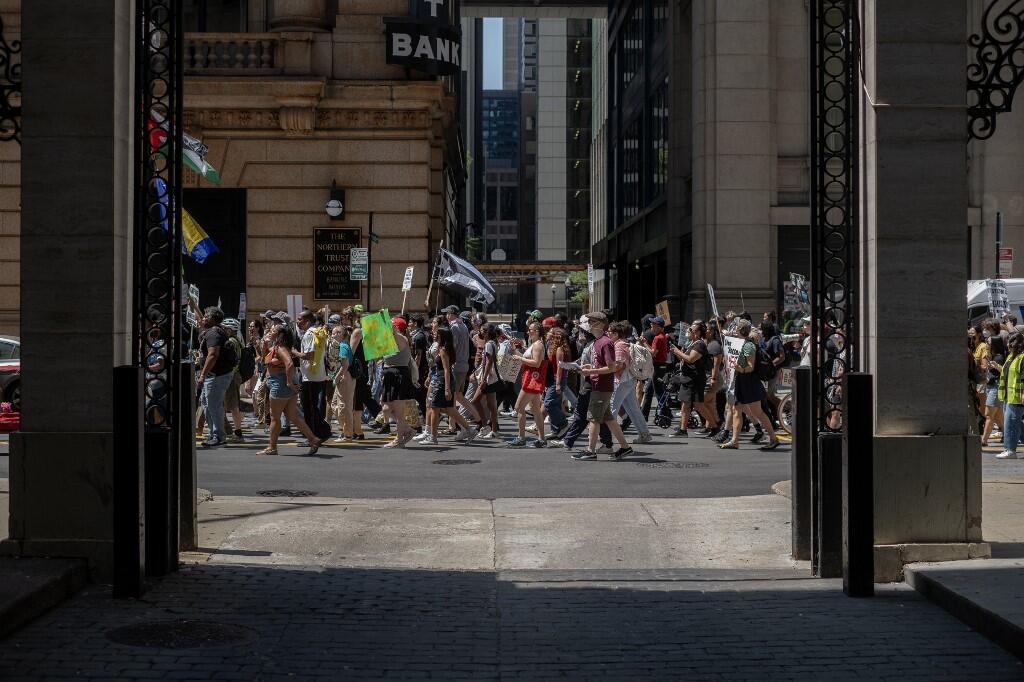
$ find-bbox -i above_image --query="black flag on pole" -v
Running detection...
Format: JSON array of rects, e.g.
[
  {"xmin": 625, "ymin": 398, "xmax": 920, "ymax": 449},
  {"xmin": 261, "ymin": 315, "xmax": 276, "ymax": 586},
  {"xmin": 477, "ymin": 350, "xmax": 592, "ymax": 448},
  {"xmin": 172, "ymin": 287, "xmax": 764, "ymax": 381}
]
[{"xmin": 436, "ymin": 248, "xmax": 496, "ymax": 305}]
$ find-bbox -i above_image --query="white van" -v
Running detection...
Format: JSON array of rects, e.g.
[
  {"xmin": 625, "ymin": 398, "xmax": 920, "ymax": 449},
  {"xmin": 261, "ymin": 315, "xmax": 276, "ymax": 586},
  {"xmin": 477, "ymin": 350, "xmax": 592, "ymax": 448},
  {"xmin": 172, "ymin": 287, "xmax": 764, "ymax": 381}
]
[{"xmin": 967, "ymin": 279, "xmax": 1024, "ymax": 323}]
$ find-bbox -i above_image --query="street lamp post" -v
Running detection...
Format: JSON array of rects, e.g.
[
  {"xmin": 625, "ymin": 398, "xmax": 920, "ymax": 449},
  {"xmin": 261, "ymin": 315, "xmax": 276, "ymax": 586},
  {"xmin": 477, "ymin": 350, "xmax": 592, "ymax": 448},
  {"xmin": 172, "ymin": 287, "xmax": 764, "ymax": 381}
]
[{"xmin": 565, "ymin": 276, "xmax": 572, "ymax": 318}]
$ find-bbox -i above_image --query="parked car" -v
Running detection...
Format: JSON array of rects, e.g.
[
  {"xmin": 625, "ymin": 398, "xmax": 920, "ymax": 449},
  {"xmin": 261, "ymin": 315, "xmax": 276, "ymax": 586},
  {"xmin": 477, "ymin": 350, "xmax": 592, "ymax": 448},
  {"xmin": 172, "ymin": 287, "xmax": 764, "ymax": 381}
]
[{"xmin": 0, "ymin": 335, "xmax": 20, "ymax": 411}]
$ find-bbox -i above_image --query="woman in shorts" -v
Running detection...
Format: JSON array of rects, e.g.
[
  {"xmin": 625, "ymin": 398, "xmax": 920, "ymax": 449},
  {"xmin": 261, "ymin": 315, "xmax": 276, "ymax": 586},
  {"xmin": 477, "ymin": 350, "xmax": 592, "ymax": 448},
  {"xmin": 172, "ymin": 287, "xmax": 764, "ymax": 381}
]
[
  {"xmin": 510, "ymin": 322, "xmax": 548, "ymax": 447},
  {"xmin": 381, "ymin": 317, "xmax": 417, "ymax": 449},
  {"xmin": 259, "ymin": 325, "xmax": 322, "ymax": 456}
]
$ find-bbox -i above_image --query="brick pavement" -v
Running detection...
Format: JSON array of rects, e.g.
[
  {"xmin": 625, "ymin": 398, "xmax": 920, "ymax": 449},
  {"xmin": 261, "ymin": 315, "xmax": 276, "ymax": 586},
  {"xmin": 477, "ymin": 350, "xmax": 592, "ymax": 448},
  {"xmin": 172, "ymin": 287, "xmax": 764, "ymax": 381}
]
[{"xmin": 1, "ymin": 563, "xmax": 1021, "ymax": 681}]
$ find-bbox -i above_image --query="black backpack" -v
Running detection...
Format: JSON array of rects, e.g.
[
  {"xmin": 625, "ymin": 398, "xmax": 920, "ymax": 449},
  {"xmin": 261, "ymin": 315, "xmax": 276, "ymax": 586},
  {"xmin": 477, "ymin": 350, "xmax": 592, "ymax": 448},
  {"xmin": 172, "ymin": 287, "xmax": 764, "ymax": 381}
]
[
  {"xmin": 238, "ymin": 344, "xmax": 256, "ymax": 382},
  {"xmin": 218, "ymin": 330, "xmax": 238, "ymax": 370},
  {"xmin": 754, "ymin": 346, "xmax": 777, "ymax": 382}
]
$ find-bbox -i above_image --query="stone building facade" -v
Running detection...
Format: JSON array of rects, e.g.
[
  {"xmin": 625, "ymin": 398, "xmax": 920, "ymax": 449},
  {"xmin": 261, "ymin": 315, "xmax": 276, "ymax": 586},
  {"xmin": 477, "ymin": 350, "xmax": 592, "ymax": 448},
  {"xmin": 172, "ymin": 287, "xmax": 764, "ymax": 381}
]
[{"xmin": 0, "ymin": 0, "xmax": 463, "ymax": 335}]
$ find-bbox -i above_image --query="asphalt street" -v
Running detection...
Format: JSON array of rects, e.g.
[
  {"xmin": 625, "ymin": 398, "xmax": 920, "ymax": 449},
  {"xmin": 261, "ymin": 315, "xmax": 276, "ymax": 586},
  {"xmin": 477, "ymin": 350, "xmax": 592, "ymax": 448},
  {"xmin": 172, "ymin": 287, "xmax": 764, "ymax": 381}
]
[{"xmin": 192, "ymin": 416, "xmax": 792, "ymax": 498}]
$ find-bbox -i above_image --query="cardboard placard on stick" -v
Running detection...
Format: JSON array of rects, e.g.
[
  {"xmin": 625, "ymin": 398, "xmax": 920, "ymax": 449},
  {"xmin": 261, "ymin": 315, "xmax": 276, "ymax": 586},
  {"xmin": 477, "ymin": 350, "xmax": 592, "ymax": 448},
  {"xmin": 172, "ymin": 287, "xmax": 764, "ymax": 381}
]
[
  {"xmin": 655, "ymin": 300, "xmax": 672, "ymax": 325},
  {"xmin": 706, "ymin": 283, "xmax": 719, "ymax": 319}
]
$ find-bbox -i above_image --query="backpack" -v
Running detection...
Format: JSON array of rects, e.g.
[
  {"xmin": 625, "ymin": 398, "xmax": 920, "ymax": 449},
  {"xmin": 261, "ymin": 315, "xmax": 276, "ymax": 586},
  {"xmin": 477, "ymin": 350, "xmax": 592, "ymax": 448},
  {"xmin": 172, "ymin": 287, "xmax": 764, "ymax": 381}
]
[
  {"xmin": 754, "ymin": 346, "xmax": 777, "ymax": 382},
  {"xmin": 628, "ymin": 343, "xmax": 654, "ymax": 381},
  {"xmin": 238, "ymin": 344, "xmax": 256, "ymax": 382},
  {"xmin": 219, "ymin": 331, "xmax": 239, "ymax": 370}
]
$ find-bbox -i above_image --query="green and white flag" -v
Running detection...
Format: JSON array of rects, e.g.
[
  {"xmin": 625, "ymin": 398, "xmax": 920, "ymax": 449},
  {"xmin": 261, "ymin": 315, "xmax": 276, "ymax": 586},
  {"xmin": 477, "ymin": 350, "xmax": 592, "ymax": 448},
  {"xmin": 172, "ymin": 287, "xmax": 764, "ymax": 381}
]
[{"xmin": 183, "ymin": 132, "xmax": 222, "ymax": 185}]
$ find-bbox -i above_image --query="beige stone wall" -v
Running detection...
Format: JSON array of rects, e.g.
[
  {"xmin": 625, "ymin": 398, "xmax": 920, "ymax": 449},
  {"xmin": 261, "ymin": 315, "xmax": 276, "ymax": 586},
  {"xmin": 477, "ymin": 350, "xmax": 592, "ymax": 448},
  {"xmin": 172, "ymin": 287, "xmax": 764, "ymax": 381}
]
[
  {"xmin": 185, "ymin": 79, "xmax": 454, "ymax": 318},
  {"xmin": 0, "ymin": 0, "xmax": 19, "ymax": 336}
]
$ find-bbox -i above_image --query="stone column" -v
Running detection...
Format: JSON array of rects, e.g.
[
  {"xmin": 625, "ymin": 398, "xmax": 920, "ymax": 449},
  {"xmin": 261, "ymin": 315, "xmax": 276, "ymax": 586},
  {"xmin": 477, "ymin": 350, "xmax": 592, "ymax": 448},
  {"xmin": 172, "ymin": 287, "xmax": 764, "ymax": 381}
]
[
  {"xmin": 864, "ymin": 0, "xmax": 984, "ymax": 560},
  {"xmin": 1, "ymin": 1, "xmax": 135, "ymax": 577},
  {"xmin": 689, "ymin": 0, "xmax": 775, "ymax": 316}
]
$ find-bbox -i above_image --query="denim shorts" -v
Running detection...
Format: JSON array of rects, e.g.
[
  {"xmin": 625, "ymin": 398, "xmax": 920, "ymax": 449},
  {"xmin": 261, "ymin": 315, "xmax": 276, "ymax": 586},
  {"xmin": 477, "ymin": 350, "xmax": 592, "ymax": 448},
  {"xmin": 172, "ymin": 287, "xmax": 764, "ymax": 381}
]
[
  {"xmin": 986, "ymin": 385, "xmax": 1000, "ymax": 408},
  {"xmin": 266, "ymin": 372, "xmax": 295, "ymax": 400}
]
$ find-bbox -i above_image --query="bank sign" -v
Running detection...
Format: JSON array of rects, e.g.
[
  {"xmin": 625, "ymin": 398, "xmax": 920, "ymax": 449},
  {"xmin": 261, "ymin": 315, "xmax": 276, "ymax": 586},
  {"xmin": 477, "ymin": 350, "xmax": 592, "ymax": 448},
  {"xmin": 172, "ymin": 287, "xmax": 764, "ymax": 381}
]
[{"xmin": 385, "ymin": 0, "xmax": 461, "ymax": 77}]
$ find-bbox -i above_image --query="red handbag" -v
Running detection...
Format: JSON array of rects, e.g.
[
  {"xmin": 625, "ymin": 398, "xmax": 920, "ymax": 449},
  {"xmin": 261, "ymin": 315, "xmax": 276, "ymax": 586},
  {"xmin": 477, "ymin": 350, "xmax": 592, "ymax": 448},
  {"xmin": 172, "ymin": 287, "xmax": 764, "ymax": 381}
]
[{"xmin": 521, "ymin": 357, "xmax": 548, "ymax": 393}]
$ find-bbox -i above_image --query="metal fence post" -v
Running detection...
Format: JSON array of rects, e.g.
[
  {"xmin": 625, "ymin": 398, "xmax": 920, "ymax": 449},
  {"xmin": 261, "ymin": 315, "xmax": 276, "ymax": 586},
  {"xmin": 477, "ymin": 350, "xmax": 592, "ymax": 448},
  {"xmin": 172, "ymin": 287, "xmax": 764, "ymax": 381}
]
[
  {"xmin": 113, "ymin": 366, "xmax": 145, "ymax": 598},
  {"xmin": 178, "ymin": 361, "xmax": 197, "ymax": 551},
  {"xmin": 843, "ymin": 372, "xmax": 874, "ymax": 596},
  {"xmin": 792, "ymin": 366, "xmax": 813, "ymax": 560}
]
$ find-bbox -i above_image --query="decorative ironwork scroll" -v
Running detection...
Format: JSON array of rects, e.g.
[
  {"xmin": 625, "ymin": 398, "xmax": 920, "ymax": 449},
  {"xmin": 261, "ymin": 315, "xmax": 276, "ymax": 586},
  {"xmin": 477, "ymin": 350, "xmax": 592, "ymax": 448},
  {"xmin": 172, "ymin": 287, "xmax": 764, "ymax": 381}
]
[
  {"xmin": 135, "ymin": 0, "xmax": 183, "ymax": 429},
  {"xmin": 969, "ymin": 0, "xmax": 1024, "ymax": 140},
  {"xmin": 810, "ymin": 0, "xmax": 859, "ymax": 432},
  {"xmin": 0, "ymin": 13, "xmax": 21, "ymax": 144}
]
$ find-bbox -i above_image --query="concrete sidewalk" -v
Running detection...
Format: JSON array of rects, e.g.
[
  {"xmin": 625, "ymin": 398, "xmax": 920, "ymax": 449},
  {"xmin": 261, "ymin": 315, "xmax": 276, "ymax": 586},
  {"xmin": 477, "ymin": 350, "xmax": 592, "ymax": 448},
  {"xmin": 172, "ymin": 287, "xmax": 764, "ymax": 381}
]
[
  {"xmin": 902, "ymin": 460, "xmax": 1024, "ymax": 659},
  {"xmin": 192, "ymin": 493, "xmax": 804, "ymax": 572}
]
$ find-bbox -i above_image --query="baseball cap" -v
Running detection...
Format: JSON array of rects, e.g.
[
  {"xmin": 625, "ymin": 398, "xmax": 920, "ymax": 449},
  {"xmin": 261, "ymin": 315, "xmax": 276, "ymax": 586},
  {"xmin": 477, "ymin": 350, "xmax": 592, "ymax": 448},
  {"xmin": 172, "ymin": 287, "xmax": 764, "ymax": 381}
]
[
  {"xmin": 391, "ymin": 317, "xmax": 408, "ymax": 331},
  {"xmin": 577, "ymin": 315, "xmax": 592, "ymax": 333},
  {"xmin": 262, "ymin": 310, "xmax": 276, "ymax": 319},
  {"xmin": 353, "ymin": 304, "xmax": 365, "ymax": 314},
  {"xmin": 585, "ymin": 311, "xmax": 608, "ymax": 324},
  {"xmin": 328, "ymin": 313, "xmax": 342, "ymax": 324},
  {"xmin": 651, "ymin": 316, "xmax": 666, "ymax": 326},
  {"xmin": 498, "ymin": 323, "xmax": 512, "ymax": 337},
  {"xmin": 442, "ymin": 305, "xmax": 460, "ymax": 315},
  {"xmin": 542, "ymin": 316, "xmax": 558, "ymax": 327},
  {"xmin": 528, "ymin": 309, "xmax": 543, "ymax": 319}
]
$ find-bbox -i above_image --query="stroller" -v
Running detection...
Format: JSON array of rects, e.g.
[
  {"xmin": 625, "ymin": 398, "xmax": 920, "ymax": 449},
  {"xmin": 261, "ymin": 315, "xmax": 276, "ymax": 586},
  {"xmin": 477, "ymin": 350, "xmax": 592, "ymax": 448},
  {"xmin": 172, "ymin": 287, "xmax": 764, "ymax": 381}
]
[
  {"xmin": 653, "ymin": 368, "xmax": 683, "ymax": 429},
  {"xmin": 654, "ymin": 368, "xmax": 703, "ymax": 430}
]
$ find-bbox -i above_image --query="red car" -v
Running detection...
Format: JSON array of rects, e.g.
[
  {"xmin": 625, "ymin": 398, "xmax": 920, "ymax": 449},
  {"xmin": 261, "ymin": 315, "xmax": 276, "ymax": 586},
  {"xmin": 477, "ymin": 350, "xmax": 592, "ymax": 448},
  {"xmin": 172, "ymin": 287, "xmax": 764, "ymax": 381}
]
[{"xmin": 0, "ymin": 335, "xmax": 20, "ymax": 412}]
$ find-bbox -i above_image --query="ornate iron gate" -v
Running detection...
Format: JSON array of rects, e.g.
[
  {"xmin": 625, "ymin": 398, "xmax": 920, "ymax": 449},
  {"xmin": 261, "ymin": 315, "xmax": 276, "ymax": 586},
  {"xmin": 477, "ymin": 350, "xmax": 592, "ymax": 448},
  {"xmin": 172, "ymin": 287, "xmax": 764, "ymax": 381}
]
[
  {"xmin": 0, "ymin": 13, "xmax": 20, "ymax": 145},
  {"xmin": 809, "ymin": 0, "xmax": 859, "ymax": 434},
  {"xmin": 135, "ymin": 0, "xmax": 184, "ymax": 430}
]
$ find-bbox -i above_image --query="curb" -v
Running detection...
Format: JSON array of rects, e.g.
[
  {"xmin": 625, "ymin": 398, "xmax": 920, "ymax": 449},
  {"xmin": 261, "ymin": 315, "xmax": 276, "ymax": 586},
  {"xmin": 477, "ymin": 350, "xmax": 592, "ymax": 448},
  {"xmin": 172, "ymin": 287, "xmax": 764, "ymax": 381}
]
[
  {"xmin": 905, "ymin": 565, "xmax": 1024, "ymax": 661},
  {"xmin": 771, "ymin": 479, "xmax": 791, "ymax": 500},
  {"xmin": 0, "ymin": 558, "xmax": 89, "ymax": 640}
]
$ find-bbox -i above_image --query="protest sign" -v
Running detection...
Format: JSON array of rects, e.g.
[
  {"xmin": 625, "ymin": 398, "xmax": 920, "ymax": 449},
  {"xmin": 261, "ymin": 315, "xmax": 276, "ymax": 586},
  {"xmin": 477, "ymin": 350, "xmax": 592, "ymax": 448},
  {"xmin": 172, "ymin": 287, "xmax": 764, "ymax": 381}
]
[
  {"xmin": 238, "ymin": 292, "xmax": 247, "ymax": 322},
  {"xmin": 587, "ymin": 263, "xmax": 595, "ymax": 294},
  {"xmin": 286, "ymin": 294, "xmax": 303, "ymax": 322},
  {"xmin": 359, "ymin": 308, "xmax": 399, "ymax": 361},
  {"xmin": 350, "ymin": 248, "xmax": 369, "ymax": 281},
  {"xmin": 707, "ymin": 284, "xmax": 720, "ymax": 319},
  {"xmin": 721, "ymin": 336, "xmax": 746, "ymax": 391},
  {"xmin": 655, "ymin": 300, "xmax": 672, "ymax": 325},
  {"xmin": 988, "ymin": 279, "xmax": 1010, "ymax": 317},
  {"xmin": 790, "ymin": 273, "xmax": 810, "ymax": 315},
  {"xmin": 185, "ymin": 284, "xmax": 200, "ymax": 327},
  {"xmin": 402, "ymin": 266, "xmax": 415, "ymax": 292}
]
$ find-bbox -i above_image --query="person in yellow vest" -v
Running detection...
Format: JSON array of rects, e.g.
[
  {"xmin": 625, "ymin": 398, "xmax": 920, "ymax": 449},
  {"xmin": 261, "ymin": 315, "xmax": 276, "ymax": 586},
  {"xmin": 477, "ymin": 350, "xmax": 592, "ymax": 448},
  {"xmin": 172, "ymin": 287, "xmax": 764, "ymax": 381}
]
[{"xmin": 997, "ymin": 332, "xmax": 1024, "ymax": 459}]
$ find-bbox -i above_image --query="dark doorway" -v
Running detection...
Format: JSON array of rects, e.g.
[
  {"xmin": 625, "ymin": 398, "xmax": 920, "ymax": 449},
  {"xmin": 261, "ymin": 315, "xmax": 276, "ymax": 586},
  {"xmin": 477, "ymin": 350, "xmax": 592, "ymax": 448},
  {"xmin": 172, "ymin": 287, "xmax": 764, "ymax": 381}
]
[
  {"xmin": 777, "ymin": 225, "xmax": 810, "ymax": 312},
  {"xmin": 183, "ymin": 189, "xmax": 247, "ymax": 319}
]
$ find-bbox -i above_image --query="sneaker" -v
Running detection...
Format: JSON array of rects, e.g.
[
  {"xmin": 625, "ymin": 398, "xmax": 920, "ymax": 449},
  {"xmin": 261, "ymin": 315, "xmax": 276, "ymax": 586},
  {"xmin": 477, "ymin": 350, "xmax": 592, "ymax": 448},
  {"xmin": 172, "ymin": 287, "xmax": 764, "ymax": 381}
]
[
  {"xmin": 531, "ymin": 439, "xmax": 546, "ymax": 448},
  {"xmin": 200, "ymin": 438, "xmax": 226, "ymax": 448},
  {"xmin": 419, "ymin": 436, "xmax": 439, "ymax": 446},
  {"xmin": 548, "ymin": 439, "xmax": 567, "ymax": 449},
  {"xmin": 611, "ymin": 446, "xmax": 634, "ymax": 460},
  {"xmin": 464, "ymin": 426, "xmax": 480, "ymax": 444},
  {"xmin": 479, "ymin": 426, "xmax": 492, "ymax": 437},
  {"xmin": 454, "ymin": 428, "xmax": 471, "ymax": 442},
  {"xmin": 705, "ymin": 426, "xmax": 721, "ymax": 438},
  {"xmin": 500, "ymin": 410, "xmax": 517, "ymax": 418},
  {"xmin": 996, "ymin": 450, "xmax": 1020, "ymax": 459},
  {"xmin": 279, "ymin": 428, "xmax": 292, "ymax": 437},
  {"xmin": 751, "ymin": 431, "xmax": 765, "ymax": 445},
  {"xmin": 479, "ymin": 430, "xmax": 497, "ymax": 440},
  {"xmin": 714, "ymin": 430, "xmax": 731, "ymax": 444},
  {"xmin": 669, "ymin": 429, "xmax": 688, "ymax": 438},
  {"xmin": 571, "ymin": 451, "xmax": 597, "ymax": 461},
  {"xmin": 526, "ymin": 424, "xmax": 538, "ymax": 434},
  {"xmin": 373, "ymin": 423, "xmax": 392, "ymax": 435},
  {"xmin": 227, "ymin": 434, "xmax": 244, "ymax": 444},
  {"xmin": 413, "ymin": 431, "xmax": 432, "ymax": 442},
  {"xmin": 597, "ymin": 445, "xmax": 614, "ymax": 455},
  {"xmin": 546, "ymin": 424, "xmax": 569, "ymax": 440},
  {"xmin": 632, "ymin": 432, "xmax": 653, "ymax": 445},
  {"xmin": 508, "ymin": 436, "xmax": 528, "ymax": 447}
]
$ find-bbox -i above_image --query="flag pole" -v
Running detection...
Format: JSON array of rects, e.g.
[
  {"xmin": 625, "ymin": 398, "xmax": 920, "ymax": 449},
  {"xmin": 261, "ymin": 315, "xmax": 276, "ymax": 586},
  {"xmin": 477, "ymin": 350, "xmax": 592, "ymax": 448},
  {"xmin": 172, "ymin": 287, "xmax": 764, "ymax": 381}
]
[{"xmin": 425, "ymin": 238, "xmax": 445, "ymax": 311}]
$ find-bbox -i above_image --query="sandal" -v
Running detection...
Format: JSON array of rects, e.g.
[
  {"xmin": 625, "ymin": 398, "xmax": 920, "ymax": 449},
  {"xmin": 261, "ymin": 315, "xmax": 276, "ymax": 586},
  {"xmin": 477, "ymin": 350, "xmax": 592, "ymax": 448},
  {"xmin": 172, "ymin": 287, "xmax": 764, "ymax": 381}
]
[
  {"xmin": 256, "ymin": 447, "xmax": 278, "ymax": 456},
  {"xmin": 306, "ymin": 438, "xmax": 323, "ymax": 455},
  {"xmin": 718, "ymin": 442, "xmax": 739, "ymax": 450}
]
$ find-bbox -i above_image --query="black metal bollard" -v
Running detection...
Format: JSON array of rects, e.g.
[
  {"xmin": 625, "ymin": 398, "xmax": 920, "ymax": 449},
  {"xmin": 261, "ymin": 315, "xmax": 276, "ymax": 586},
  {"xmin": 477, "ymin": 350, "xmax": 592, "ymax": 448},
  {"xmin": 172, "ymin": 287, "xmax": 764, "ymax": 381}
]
[
  {"xmin": 816, "ymin": 432, "xmax": 843, "ymax": 578},
  {"xmin": 792, "ymin": 367, "xmax": 813, "ymax": 560},
  {"xmin": 144, "ymin": 427, "xmax": 175, "ymax": 577},
  {"xmin": 178, "ymin": 361, "xmax": 197, "ymax": 551},
  {"xmin": 113, "ymin": 366, "xmax": 145, "ymax": 598},
  {"xmin": 842, "ymin": 372, "xmax": 874, "ymax": 597}
]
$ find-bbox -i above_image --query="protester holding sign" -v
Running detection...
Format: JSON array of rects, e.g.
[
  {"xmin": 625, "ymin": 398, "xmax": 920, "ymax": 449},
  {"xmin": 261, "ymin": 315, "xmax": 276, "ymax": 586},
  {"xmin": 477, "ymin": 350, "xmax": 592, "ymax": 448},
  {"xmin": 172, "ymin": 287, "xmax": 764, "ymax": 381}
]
[{"xmin": 718, "ymin": 319, "xmax": 780, "ymax": 451}]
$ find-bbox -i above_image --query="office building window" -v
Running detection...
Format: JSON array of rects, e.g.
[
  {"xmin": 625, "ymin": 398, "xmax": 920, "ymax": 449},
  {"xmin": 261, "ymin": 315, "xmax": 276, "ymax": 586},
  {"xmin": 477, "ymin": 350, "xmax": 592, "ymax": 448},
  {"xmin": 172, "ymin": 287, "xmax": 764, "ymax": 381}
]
[
  {"xmin": 621, "ymin": 116, "xmax": 642, "ymax": 222},
  {"xmin": 621, "ymin": 2, "xmax": 643, "ymax": 92},
  {"xmin": 650, "ymin": 77, "xmax": 669, "ymax": 200},
  {"xmin": 500, "ymin": 187, "xmax": 519, "ymax": 221}
]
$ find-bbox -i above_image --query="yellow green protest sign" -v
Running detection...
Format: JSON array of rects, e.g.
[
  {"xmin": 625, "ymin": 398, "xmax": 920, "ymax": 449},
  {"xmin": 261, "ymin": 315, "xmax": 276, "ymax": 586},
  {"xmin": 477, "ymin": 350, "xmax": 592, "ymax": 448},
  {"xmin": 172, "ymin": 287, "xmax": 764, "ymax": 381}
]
[{"xmin": 359, "ymin": 308, "xmax": 399, "ymax": 361}]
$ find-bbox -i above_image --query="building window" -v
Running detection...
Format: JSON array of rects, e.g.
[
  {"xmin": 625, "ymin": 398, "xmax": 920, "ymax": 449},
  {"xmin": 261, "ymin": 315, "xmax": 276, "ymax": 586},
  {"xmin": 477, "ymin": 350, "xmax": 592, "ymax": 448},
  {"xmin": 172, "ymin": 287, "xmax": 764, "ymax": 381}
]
[
  {"xmin": 650, "ymin": 77, "xmax": 669, "ymax": 200},
  {"xmin": 500, "ymin": 187, "xmax": 519, "ymax": 221},
  {"xmin": 621, "ymin": 116, "xmax": 642, "ymax": 222},
  {"xmin": 184, "ymin": 0, "xmax": 247, "ymax": 33},
  {"xmin": 486, "ymin": 186, "xmax": 498, "ymax": 221},
  {"xmin": 621, "ymin": 2, "xmax": 643, "ymax": 93}
]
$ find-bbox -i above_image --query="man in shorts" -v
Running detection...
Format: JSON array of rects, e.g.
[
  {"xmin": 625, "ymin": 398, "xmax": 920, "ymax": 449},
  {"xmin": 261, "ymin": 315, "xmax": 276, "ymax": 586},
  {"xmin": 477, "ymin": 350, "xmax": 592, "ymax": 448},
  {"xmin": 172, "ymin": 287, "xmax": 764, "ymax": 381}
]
[
  {"xmin": 572, "ymin": 312, "xmax": 634, "ymax": 461},
  {"xmin": 443, "ymin": 305, "xmax": 480, "ymax": 434}
]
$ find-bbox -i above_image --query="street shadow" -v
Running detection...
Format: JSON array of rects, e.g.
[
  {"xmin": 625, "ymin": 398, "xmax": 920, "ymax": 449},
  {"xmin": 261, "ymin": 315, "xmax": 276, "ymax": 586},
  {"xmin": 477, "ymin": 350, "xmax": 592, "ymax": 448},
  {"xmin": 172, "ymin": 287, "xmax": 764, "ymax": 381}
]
[
  {"xmin": 623, "ymin": 457, "xmax": 666, "ymax": 463},
  {"xmin": 196, "ymin": 548, "xmax": 273, "ymax": 557},
  {"xmin": 1, "ymin": 564, "xmax": 1020, "ymax": 679}
]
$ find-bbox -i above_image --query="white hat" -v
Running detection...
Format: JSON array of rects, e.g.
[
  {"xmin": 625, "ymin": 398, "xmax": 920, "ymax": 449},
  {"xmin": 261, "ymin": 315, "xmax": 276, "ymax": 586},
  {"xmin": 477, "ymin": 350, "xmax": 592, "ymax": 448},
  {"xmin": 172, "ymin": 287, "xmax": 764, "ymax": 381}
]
[{"xmin": 577, "ymin": 315, "xmax": 592, "ymax": 333}]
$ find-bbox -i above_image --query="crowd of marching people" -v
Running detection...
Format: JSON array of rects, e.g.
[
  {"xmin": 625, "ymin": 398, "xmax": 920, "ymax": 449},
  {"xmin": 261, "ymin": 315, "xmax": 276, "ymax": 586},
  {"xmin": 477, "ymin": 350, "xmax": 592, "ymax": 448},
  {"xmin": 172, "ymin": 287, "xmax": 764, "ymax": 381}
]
[
  {"xmin": 967, "ymin": 313, "xmax": 1024, "ymax": 460},
  {"xmin": 191, "ymin": 302, "xmax": 811, "ymax": 458}
]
